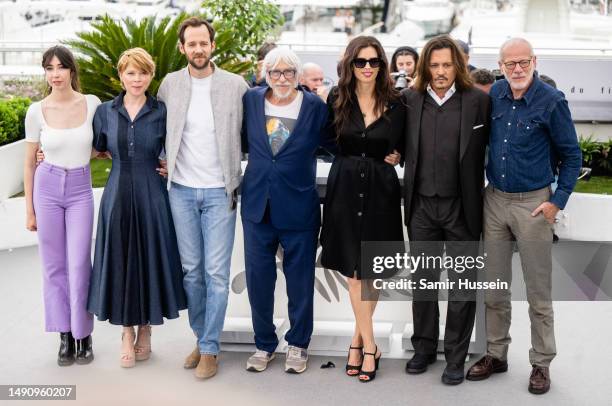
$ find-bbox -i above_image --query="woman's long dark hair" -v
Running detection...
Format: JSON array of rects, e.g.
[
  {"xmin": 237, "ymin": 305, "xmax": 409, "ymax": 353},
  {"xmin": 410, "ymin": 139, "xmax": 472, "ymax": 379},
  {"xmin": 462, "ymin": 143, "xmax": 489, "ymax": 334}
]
[
  {"xmin": 333, "ymin": 36, "xmax": 399, "ymax": 134},
  {"xmin": 41, "ymin": 45, "xmax": 80, "ymax": 94}
]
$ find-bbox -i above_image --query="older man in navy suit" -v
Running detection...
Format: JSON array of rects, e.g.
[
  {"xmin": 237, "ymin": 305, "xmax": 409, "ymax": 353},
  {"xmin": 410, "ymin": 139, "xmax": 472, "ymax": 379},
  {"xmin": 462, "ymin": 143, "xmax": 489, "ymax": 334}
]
[{"xmin": 240, "ymin": 48, "xmax": 334, "ymax": 374}]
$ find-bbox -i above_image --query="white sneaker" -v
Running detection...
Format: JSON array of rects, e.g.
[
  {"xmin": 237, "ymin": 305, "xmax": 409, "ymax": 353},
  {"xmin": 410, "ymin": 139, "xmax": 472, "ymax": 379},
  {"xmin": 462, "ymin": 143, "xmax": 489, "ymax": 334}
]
[
  {"xmin": 285, "ymin": 346, "xmax": 308, "ymax": 374},
  {"xmin": 246, "ymin": 350, "xmax": 275, "ymax": 372}
]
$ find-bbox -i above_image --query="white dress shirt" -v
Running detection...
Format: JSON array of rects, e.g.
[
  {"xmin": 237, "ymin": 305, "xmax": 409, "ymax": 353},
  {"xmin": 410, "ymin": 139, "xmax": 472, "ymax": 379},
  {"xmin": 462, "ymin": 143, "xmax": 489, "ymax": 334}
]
[{"xmin": 426, "ymin": 82, "xmax": 456, "ymax": 106}]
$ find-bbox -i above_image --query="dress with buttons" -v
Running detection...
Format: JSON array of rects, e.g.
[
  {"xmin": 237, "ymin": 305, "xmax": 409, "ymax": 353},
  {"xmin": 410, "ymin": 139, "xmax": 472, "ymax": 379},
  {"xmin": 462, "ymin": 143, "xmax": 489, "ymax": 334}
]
[
  {"xmin": 87, "ymin": 92, "xmax": 187, "ymax": 326},
  {"xmin": 320, "ymin": 89, "xmax": 406, "ymax": 279}
]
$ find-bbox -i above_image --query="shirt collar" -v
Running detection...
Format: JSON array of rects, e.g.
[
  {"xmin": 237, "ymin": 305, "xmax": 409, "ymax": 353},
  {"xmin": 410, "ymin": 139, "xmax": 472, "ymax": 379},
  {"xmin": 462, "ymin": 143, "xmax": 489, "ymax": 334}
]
[
  {"xmin": 426, "ymin": 82, "xmax": 456, "ymax": 106},
  {"xmin": 111, "ymin": 91, "xmax": 158, "ymax": 110},
  {"xmin": 498, "ymin": 74, "xmax": 540, "ymax": 106},
  {"xmin": 522, "ymin": 74, "xmax": 540, "ymax": 106}
]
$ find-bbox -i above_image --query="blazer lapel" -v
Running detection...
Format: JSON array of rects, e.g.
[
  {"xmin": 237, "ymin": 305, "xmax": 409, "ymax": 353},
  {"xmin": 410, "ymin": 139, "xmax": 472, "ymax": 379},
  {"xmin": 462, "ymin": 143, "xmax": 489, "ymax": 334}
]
[
  {"xmin": 173, "ymin": 69, "xmax": 191, "ymax": 139},
  {"xmin": 210, "ymin": 67, "xmax": 223, "ymax": 147},
  {"xmin": 255, "ymin": 87, "xmax": 274, "ymax": 156},
  {"xmin": 168, "ymin": 68, "xmax": 191, "ymax": 164},
  {"xmin": 410, "ymin": 92, "xmax": 424, "ymax": 164},
  {"xmin": 460, "ymin": 90, "xmax": 477, "ymax": 162}
]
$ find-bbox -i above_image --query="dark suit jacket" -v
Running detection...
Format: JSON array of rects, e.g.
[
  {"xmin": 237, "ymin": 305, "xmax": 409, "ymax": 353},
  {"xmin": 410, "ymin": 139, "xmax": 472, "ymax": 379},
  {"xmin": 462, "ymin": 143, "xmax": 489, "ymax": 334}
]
[
  {"xmin": 241, "ymin": 85, "xmax": 333, "ymax": 230},
  {"xmin": 402, "ymin": 87, "xmax": 491, "ymax": 238}
]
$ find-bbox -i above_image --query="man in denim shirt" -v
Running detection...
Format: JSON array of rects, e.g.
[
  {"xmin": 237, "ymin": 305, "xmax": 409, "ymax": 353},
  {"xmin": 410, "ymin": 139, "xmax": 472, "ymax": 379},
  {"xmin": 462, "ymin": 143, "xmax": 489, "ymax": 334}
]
[{"xmin": 466, "ymin": 38, "xmax": 581, "ymax": 395}]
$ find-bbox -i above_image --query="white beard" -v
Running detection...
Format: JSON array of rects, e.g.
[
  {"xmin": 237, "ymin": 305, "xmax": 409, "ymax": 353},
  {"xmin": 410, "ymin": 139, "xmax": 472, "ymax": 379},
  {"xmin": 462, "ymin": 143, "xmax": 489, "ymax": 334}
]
[
  {"xmin": 505, "ymin": 72, "xmax": 534, "ymax": 91},
  {"xmin": 272, "ymin": 86, "xmax": 294, "ymax": 100}
]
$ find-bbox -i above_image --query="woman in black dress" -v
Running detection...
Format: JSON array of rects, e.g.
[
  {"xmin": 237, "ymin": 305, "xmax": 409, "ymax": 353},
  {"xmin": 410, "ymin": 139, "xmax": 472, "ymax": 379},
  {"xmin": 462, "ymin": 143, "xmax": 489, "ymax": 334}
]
[{"xmin": 320, "ymin": 36, "xmax": 405, "ymax": 382}]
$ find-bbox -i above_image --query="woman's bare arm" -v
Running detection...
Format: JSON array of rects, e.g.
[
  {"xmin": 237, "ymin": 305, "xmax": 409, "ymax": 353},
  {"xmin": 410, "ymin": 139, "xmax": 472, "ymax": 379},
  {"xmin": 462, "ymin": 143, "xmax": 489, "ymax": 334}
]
[{"xmin": 24, "ymin": 142, "xmax": 39, "ymax": 231}]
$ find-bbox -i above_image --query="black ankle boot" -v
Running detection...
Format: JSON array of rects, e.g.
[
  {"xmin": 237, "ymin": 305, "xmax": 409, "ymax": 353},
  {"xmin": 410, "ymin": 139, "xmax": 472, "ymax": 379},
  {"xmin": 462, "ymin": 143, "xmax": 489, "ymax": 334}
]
[
  {"xmin": 75, "ymin": 335, "xmax": 94, "ymax": 365},
  {"xmin": 58, "ymin": 332, "xmax": 75, "ymax": 366}
]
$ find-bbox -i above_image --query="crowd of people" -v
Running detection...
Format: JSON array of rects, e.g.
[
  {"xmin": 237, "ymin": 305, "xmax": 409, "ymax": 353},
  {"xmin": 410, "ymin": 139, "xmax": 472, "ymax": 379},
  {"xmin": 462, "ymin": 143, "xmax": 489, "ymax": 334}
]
[{"xmin": 24, "ymin": 15, "xmax": 581, "ymax": 395}]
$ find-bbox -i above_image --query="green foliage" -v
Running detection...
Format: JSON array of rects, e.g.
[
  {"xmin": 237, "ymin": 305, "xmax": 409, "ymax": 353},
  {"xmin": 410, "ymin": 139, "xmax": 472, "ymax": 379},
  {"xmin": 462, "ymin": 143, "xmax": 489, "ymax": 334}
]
[
  {"xmin": 65, "ymin": 14, "xmax": 189, "ymax": 100},
  {"xmin": 89, "ymin": 158, "xmax": 112, "ymax": 188},
  {"xmin": 578, "ymin": 135, "xmax": 612, "ymax": 176},
  {"xmin": 64, "ymin": 1, "xmax": 284, "ymax": 101},
  {"xmin": 578, "ymin": 135, "xmax": 600, "ymax": 167},
  {"xmin": 0, "ymin": 97, "xmax": 31, "ymax": 146},
  {"xmin": 594, "ymin": 139, "xmax": 612, "ymax": 173},
  {"xmin": 201, "ymin": 0, "xmax": 284, "ymax": 70},
  {"xmin": 575, "ymin": 176, "xmax": 612, "ymax": 195}
]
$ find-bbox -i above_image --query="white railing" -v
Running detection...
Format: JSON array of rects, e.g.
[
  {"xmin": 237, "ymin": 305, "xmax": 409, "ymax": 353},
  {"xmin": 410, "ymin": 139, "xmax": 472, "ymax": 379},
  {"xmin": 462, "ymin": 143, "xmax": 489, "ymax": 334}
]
[{"xmin": 0, "ymin": 42, "xmax": 58, "ymax": 66}]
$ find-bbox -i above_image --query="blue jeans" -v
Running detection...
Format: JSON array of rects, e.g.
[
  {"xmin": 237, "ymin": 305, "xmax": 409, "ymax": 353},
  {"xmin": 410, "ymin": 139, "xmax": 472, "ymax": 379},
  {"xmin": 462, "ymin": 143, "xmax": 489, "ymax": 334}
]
[{"xmin": 168, "ymin": 183, "xmax": 236, "ymax": 355}]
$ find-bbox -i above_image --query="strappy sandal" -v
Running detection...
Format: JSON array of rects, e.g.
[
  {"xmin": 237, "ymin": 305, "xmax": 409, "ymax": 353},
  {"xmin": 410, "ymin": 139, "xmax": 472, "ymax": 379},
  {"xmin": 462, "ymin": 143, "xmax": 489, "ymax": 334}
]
[
  {"xmin": 345, "ymin": 345, "xmax": 363, "ymax": 376},
  {"xmin": 134, "ymin": 325, "xmax": 152, "ymax": 361},
  {"xmin": 358, "ymin": 345, "xmax": 381, "ymax": 383},
  {"xmin": 120, "ymin": 327, "xmax": 136, "ymax": 368}
]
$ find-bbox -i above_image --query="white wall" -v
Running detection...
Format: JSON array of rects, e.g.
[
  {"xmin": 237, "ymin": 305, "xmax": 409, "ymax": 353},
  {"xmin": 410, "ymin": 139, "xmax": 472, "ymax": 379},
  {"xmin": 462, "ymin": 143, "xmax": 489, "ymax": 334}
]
[
  {"xmin": 0, "ymin": 139, "xmax": 26, "ymax": 200},
  {"xmin": 1, "ymin": 186, "xmax": 610, "ymax": 251},
  {"xmin": 0, "ymin": 188, "xmax": 104, "ymax": 250},
  {"xmin": 555, "ymin": 192, "xmax": 612, "ymax": 241}
]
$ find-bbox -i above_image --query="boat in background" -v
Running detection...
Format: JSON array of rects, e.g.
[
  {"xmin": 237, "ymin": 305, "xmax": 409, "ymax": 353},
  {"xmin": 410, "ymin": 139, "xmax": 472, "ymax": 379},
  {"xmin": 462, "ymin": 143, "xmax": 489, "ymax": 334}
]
[{"xmin": 402, "ymin": 0, "xmax": 456, "ymax": 37}]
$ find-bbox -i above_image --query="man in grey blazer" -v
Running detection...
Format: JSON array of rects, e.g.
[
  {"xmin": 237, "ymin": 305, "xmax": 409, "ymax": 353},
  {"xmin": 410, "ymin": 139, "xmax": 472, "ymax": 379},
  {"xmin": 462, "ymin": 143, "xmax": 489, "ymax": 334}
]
[{"xmin": 156, "ymin": 16, "xmax": 248, "ymax": 379}]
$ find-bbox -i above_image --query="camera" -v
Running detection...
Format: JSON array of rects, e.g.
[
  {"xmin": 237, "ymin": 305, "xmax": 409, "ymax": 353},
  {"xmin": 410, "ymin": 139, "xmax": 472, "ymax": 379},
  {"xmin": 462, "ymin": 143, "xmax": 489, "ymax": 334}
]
[{"xmin": 391, "ymin": 70, "xmax": 412, "ymax": 89}]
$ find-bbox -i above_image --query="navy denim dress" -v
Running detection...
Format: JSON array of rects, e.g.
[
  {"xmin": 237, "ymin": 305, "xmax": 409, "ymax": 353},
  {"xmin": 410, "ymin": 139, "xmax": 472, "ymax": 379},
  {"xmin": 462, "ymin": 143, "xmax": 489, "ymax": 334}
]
[{"xmin": 87, "ymin": 92, "xmax": 186, "ymax": 326}]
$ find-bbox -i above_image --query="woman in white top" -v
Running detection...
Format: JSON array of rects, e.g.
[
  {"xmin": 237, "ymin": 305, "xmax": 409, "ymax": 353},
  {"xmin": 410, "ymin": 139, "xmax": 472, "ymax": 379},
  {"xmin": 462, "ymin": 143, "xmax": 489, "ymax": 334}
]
[{"xmin": 24, "ymin": 45, "xmax": 101, "ymax": 367}]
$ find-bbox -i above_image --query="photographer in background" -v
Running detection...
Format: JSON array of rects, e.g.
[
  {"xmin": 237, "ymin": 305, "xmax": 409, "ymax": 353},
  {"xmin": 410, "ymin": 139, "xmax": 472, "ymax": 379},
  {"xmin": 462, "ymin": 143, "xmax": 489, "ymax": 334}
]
[{"xmin": 390, "ymin": 46, "xmax": 418, "ymax": 89}]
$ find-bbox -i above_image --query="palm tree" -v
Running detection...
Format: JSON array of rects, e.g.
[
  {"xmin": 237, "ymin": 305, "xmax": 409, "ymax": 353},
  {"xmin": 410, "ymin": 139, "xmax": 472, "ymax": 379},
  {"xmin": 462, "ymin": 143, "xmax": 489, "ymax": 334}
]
[
  {"xmin": 65, "ymin": 0, "xmax": 283, "ymax": 100},
  {"xmin": 65, "ymin": 14, "xmax": 189, "ymax": 100}
]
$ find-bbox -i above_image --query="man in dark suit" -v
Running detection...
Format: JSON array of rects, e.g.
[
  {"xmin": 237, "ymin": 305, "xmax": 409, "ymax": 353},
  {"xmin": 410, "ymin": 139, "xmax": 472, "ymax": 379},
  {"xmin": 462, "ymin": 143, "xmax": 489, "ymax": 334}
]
[
  {"xmin": 240, "ymin": 48, "xmax": 335, "ymax": 375},
  {"xmin": 402, "ymin": 35, "xmax": 490, "ymax": 385}
]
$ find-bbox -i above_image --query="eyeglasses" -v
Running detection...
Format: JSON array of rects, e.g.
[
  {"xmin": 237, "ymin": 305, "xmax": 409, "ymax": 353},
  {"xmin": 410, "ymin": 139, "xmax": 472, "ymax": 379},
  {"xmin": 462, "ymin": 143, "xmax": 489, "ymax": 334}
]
[
  {"xmin": 502, "ymin": 58, "xmax": 533, "ymax": 71},
  {"xmin": 268, "ymin": 69, "xmax": 296, "ymax": 80},
  {"xmin": 352, "ymin": 58, "xmax": 382, "ymax": 69}
]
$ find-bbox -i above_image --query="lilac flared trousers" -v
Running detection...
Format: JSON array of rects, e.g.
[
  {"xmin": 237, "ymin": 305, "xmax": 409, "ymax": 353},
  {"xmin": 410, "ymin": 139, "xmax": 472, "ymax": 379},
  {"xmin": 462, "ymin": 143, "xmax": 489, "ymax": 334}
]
[{"xmin": 33, "ymin": 161, "xmax": 94, "ymax": 339}]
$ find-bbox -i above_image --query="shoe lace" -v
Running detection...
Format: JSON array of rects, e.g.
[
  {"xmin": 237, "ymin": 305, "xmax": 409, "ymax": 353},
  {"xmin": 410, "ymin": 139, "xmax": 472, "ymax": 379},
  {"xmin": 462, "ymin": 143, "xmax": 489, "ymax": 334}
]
[
  {"xmin": 288, "ymin": 346, "xmax": 303, "ymax": 360},
  {"xmin": 254, "ymin": 350, "xmax": 270, "ymax": 359},
  {"xmin": 531, "ymin": 366, "xmax": 546, "ymax": 380}
]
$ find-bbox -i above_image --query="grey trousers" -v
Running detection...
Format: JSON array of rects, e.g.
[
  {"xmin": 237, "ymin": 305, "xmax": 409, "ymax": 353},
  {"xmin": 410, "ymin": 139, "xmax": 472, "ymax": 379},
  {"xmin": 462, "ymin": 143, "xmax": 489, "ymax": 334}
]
[{"xmin": 483, "ymin": 185, "xmax": 556, "ymax": 367}]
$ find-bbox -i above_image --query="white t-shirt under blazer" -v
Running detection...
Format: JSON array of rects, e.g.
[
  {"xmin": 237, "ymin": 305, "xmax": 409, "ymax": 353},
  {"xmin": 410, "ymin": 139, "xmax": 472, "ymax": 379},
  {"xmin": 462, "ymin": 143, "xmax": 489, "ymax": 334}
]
[
  {"xmin": 25, "ymin": 94, "xmax": 101, "ymax": 169},
  {"xmin": 172, "ymin": 75, "xmax": 225, "ymax": 189}
]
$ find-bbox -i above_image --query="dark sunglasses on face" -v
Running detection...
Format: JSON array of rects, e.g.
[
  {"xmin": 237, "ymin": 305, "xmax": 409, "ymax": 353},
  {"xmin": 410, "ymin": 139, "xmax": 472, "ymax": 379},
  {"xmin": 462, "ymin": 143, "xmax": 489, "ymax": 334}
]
[{"xmin": 352, "ymin": 58, "xmax": 382, "ymax": 69}]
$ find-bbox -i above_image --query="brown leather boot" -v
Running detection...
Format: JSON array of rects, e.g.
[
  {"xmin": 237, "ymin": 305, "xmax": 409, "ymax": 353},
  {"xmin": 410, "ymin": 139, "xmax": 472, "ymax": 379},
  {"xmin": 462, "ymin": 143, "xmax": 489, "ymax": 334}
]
[
  {"xmin": 466, "ymin": 355, "xmax": 508, "ymax": 381},
  {"xmin": 195, "ymin": 354, "xmax": 218, "ymax": 379},
  {"xmin": 183, "ymin": 347, "xmax": 200, "ymax": 369},
  {"xmin": 528, "ymin": 365, "xmax": 551, "ymax": 394}
]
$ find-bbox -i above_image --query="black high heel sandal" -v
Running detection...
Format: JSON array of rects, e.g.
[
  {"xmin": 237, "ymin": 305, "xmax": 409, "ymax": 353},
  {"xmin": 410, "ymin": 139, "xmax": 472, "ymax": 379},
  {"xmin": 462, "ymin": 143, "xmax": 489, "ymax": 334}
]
[
  {"xmin": 345, "ymin": 346, "xmax": 363, "ymax": 376},
  {"xmin": 358, "ymin": 345, "xmax": 381, "ymax": 383}
]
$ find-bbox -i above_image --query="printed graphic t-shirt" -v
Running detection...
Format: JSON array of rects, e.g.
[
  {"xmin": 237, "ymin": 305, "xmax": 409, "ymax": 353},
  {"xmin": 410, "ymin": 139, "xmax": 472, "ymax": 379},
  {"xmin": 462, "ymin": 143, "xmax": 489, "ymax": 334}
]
[{"xmin": 264, "ymin": 91, "xmax": 303, "ymax": 155}]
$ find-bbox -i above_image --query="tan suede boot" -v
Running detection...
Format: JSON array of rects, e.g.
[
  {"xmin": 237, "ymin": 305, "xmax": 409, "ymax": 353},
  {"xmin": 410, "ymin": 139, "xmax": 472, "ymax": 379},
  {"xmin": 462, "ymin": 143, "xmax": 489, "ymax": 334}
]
[
  {"xmin": 195, "ymin": 354, "xmax": 218, "ymax": 379},
  {"xmin": 183, "ymin": 347, "xmax": 200, "ymax": 369}
]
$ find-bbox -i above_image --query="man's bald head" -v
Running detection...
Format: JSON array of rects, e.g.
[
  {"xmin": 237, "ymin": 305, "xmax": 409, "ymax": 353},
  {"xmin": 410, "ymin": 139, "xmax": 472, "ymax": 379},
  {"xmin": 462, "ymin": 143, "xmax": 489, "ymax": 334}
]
[
  {"xmin": 300, "ymin": 62, "xmax": 325, "ymax": 93},
  {"xmin": 499, "ymin": 37, "xmax": 534, "ymax": 61}
]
